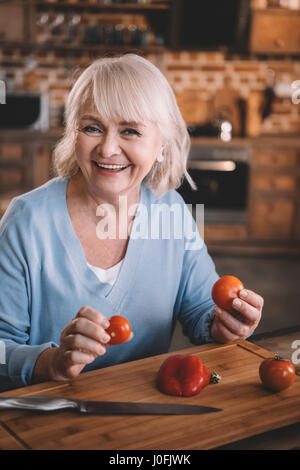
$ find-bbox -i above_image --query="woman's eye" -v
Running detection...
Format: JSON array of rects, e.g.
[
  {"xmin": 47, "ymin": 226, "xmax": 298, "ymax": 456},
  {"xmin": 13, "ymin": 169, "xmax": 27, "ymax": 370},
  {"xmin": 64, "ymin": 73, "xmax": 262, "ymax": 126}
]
[
  {"xmin": 82, "ymin": 125, "xmax": 102, "ymax": 134},
  {"xmin": 122, "ymin": 128, "xmax": 141, "ymax": 136}
]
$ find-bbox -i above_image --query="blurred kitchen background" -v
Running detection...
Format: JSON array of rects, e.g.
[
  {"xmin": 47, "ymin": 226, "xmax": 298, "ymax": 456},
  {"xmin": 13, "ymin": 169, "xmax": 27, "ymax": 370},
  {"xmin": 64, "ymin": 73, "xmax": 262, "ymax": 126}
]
[{"xmin": 0, "ymin": 0, "xmax": 300, "ymax": 358}]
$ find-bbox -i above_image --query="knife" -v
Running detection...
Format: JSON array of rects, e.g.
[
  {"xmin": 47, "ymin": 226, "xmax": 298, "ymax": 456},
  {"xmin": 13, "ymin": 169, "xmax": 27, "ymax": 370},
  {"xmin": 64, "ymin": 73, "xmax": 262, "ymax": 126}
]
[{"xmin": 0, "ymin": 396, "xmax": 222, "ymax": 415}]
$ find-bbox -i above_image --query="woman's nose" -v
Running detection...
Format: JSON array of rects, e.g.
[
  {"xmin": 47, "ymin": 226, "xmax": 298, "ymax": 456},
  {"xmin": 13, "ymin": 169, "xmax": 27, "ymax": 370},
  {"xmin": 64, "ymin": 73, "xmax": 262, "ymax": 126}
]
[{"xmin": 96, "ymin": 131, "xmax": 121, "ymax": 158}]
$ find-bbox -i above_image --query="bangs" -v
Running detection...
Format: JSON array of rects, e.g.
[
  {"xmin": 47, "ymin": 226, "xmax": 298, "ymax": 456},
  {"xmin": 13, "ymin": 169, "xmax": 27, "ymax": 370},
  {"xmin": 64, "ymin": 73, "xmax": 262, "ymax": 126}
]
[{"xmin": 89, "ymin": 60, "xmax": 171, "ymax": 130}]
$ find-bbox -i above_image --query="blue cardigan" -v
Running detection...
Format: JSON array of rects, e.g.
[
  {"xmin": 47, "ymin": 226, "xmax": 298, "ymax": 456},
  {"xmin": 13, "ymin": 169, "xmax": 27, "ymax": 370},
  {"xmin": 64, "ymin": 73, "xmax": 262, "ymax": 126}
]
[{"xmin": 0, "ymin": 177, "xmax": 219, "ymax": 390}]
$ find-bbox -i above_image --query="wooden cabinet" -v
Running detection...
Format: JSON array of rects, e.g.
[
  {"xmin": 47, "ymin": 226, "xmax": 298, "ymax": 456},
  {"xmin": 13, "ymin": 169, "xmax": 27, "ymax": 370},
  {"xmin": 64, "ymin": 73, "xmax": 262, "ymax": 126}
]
[
  {"xmin": 190, "ymin": 138, "xmax": 300, "ymax": 252},
  {"xmin": 249, "ymin": 198, "xmax": 296, "ymax": 238},
  {"xmin": 249, "ymin": 9, "xmax": 300, "ymax": 55},
  {"xmin": 248, "ymin": 144, "xmax": 300, "ymax": 240},
  {"xmin": 0, "ymin": 136, "xmax": 54, "ymax": 218},
  {"xmin": 253, "ymin": 174, "xmax": 296, "ymax": 192},
  {"xmin": 0, "ymin": 1, "xmax": 28, "ymax": 42},
  {"xmin": 0, "ymin": 143, "xmax": 26, "ymax": 195},
  {"xmin": 251, "ymin": 148, "xmax": 299, "ymax": 168}
]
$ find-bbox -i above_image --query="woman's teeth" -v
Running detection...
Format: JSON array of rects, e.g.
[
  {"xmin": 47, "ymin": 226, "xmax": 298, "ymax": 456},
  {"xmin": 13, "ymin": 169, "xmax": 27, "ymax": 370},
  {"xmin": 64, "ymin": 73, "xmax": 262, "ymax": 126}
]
[{"xmin": 94, "ymin": 162, "xmax": 129, "ymax": 171}]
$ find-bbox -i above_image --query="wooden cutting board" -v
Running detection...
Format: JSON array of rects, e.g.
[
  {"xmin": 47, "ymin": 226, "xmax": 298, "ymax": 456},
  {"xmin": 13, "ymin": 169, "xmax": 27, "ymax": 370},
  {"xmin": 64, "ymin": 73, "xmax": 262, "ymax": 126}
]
[
  {"xmin": 0, "ymin": 340, "xmax": 300, "ymax": 450},
  {"xmin": 0, "ymin": 423, "xmax": 26, "ymax": 450}
]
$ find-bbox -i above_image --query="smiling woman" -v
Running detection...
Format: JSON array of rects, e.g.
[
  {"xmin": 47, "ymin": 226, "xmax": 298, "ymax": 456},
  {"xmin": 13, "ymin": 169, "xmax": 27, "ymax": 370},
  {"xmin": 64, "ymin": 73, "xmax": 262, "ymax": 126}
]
[
  {"xmin": 53, "ymin": 54, "xmax": 194, "ymax": 198},
  {"xmin": 0, "ymin": 53, "xmax": 263, "ymax": 391}
]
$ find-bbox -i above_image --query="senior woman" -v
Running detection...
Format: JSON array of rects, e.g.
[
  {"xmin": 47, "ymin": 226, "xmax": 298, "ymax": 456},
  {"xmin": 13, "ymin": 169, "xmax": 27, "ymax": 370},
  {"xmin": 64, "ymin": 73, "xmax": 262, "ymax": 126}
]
[{"xmin": 0, "ymin": 54, "xmax": 263, "ymax": 391}]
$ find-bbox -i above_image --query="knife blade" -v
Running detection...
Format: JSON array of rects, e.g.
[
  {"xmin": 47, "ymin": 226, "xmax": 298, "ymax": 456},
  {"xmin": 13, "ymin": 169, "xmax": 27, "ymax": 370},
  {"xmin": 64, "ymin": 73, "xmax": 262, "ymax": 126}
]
[{"xmin": 0, "ymin": 396, "xmax": 222, "ymax": 415}]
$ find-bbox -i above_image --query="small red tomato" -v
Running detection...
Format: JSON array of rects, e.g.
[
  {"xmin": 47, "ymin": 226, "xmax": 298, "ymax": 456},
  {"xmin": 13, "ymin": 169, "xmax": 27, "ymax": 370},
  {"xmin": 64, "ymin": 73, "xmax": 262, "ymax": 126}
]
[
  {"xmin": 212, "ymin": 275, "xmax": 244, "ymax": 311},
  {"xmin": 106, "ymin": 315, "xmax": 131, "ymax": 345},
  {"xmin": 259, "ymin": 356, "xmax": 295, "ymax": 392}
]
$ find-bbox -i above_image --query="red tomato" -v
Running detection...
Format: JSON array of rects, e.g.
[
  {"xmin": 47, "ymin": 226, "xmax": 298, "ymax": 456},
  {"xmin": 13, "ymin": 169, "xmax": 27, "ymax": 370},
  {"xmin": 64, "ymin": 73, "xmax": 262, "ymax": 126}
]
[
  {"xmin": 212, "ymin": 275, "xmax": 244, "ymax": 311},
  {"xmin": 156, "ymin": 354, "xmax": 220, "ymax": 397},
  {"xmin": 106, "ymin": 315, "xmax": 131, "ymax": 345},
  {"xmin": 259, "ymin": 356, "xmax": 295, "ymax": 392}
]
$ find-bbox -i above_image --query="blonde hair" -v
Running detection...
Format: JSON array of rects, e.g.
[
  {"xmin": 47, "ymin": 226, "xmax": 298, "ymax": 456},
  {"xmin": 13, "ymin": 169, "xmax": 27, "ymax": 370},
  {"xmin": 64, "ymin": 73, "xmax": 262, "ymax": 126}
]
[{"xmin": 53, "ymin": 53, "xmax": 195, "ymax": 198}]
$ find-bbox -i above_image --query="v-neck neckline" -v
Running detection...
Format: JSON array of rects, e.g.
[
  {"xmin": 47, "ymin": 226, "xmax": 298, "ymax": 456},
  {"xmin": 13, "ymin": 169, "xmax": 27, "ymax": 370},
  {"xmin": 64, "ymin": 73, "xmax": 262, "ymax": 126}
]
[{"xmin": 59, "ymin": 177, "xmax": 146, "ymax": 311}]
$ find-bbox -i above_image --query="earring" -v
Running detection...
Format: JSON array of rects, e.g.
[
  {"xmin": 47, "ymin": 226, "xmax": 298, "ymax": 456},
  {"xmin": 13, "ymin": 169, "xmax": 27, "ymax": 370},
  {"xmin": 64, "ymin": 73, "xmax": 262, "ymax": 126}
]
[{"xmin": 157, "ymin": 154, "xmax": 164, "ymax": 163}]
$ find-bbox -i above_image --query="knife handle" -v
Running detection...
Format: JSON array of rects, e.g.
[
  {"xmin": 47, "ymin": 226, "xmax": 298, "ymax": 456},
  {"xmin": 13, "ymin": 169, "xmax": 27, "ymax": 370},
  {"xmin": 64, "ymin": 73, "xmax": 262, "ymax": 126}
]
[{"xmin": 0, "ymin": 396, "xmax": 79, "ymax": 412}]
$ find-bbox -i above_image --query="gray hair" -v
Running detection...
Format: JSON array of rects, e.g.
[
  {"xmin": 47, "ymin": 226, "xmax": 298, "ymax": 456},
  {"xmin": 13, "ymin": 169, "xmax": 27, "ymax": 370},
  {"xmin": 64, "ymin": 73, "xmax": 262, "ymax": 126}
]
[{"xmin": 53, "ymin": 53, "xmax": 195, "ymax": 198}]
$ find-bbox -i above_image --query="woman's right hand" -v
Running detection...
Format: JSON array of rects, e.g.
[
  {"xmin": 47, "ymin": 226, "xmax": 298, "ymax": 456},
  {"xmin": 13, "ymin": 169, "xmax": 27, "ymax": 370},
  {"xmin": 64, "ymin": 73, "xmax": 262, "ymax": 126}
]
[
  {"xmin": 33, "ymin": 306, "xmax": 111, "ymax": 383},
  {"xmin": 51, "ymin": 306, "xmax": 112, "ymax": 381}
]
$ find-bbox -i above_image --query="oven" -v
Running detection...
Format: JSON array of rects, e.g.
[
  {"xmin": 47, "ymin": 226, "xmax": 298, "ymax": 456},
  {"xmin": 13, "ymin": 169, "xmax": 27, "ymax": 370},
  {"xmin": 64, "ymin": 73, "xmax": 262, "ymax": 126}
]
[{"xmin": 177, "ymin": 145, "xmax": 250, "ymax": 224}]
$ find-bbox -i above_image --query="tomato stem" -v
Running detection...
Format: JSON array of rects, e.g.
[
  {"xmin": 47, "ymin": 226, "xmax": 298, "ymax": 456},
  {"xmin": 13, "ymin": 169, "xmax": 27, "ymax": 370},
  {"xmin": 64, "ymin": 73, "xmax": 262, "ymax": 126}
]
[
  {"xmin": 210, "ymin": 371, "xmax": 221, "ymax": 384},
  {"xmin": 274, "ymin": 354, "xmax": 285, "ymax": 361}
]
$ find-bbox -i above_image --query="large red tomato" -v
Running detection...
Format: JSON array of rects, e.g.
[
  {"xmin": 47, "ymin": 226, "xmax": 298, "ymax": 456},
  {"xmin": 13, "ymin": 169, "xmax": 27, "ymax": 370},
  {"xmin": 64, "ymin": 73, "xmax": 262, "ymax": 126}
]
[
  {"xmin": 212, "ymin": 275, "xmax": 244, "ymax": 311},
  {"xmin": 259, "ymin": 356, "xmax": 295, "ymax": 392},
  {"xmin": 106, "ymin": 315, "xmax": 131, "ymax": 345},
  {"xmin": 156, "ymin": 354, "xmax": 220, "ymax": 397}
]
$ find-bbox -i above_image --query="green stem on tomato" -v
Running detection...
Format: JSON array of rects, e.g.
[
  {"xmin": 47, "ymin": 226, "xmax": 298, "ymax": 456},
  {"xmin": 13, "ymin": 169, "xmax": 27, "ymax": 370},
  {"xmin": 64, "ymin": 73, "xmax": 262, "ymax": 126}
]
[
  {"xmin": 210, "ymin": 371, "xmax": 221, "ymax": 384},
  {"xmin": 274, "ymin": 354, "xmax": 285, "ymax": 361}
]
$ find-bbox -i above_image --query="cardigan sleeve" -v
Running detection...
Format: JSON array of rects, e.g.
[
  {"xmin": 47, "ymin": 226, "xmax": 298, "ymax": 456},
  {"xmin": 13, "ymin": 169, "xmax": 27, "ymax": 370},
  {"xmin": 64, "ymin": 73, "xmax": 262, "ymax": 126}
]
[
  {"xmin": 0, "ymin": 199, "xmax": 56, "ymax": 391},
  {"xmin": 173, "ymin": 206, "xmax": 220, "ymax": 345}
]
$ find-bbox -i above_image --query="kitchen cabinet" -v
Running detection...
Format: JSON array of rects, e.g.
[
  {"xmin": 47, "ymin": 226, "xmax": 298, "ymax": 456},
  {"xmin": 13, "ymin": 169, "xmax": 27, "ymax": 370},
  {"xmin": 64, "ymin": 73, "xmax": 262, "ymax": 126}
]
[
  {"xmin": 0, "ymin": 1, "xmax": 28, "ymax": 43},
  {"xmin": 189, "ymin": 137, "xmax": 300, "ymax": 253},
  {"xmin": 249, "ymin": 198, "xmax": 296, "ymax": 238},
  {"xmin": 0, "ymin": 134, "xmax": 54, "ymax": 218},
  {"xmin": 249, "ymin": 8, "xmax": 300, "ymax": 55},
  {"xmin": 248, "ymin": 145, "xmax": 300, "ymax": 240}
]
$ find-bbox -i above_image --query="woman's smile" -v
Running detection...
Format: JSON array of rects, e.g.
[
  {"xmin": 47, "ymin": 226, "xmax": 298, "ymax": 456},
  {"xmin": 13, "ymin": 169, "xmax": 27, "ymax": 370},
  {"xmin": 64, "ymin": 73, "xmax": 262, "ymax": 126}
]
[{"xmin": 92, "ymin": 160, "xmax": 133, "ymax": 175}]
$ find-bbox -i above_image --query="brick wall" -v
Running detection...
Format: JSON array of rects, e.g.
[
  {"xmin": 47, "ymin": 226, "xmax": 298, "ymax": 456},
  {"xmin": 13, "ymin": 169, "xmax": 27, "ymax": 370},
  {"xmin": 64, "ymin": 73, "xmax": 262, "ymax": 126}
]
[
  {"xmin": 1, "ymin": 46, "xmax": 299, "ymax": 134},
  {"xmin": 164, "ymin": 51, "xmax": 300, "ymax": 135}
]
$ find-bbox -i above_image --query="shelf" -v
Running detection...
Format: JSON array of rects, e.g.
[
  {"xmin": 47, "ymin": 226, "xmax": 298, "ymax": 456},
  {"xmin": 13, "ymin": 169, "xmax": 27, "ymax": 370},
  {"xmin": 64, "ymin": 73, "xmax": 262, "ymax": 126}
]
[
  {"xmin": 0, "ymin": 41, "xmax": 167, "ymax": 54},
  {"xmin": 33, "ymin": 1, "xmax": 171, "ymax": 12},
  {"xmin": 251, "ymin": 7, "xmax": 300, "ymax": 15}
]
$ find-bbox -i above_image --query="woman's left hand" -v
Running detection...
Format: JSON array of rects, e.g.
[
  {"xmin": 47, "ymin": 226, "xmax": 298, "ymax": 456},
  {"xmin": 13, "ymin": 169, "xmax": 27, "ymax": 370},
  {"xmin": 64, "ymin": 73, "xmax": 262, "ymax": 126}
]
[{"xmin": 210, "ymin": 289, "xmax": 264, "ymax": 343}]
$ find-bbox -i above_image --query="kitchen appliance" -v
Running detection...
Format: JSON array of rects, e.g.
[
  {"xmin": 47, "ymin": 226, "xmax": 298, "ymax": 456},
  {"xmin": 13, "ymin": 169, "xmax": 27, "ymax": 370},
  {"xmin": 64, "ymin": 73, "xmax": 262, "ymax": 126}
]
[
  {"xmin": 0, "ymin": 396, "xmax": 222, "ymax": 415},
  {"xmin": 0, "ymin": 92, "xmax": 49, "ymax": 130},
  {"xmin": 177, "ymin": 146, "xmax": 249, "ymax": 224},
  {"xmin": 170, "ymin": 0, "xmax": 251, "ymax": 52}
]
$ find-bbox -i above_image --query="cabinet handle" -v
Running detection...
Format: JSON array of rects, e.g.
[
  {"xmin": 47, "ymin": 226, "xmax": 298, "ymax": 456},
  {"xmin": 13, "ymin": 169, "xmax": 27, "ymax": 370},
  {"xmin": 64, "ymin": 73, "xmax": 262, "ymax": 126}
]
[{"xmin": 274, "ymin": 38, "xmax": 285, "ymax": 48}]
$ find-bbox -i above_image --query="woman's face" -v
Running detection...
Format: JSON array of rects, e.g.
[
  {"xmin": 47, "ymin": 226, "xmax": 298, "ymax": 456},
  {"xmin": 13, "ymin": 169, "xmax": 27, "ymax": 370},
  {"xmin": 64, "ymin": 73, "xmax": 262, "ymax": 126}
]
[{"xmin": 75, "ymin": 108, "xmax": 163, "ymax": 202}]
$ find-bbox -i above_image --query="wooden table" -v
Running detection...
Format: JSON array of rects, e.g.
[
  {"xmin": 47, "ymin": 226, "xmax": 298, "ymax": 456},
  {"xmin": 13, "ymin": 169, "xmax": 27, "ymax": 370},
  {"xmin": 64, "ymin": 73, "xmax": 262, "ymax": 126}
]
[{"xmin": 1, "ymin": 340, "xmax": 300, "ymax": 450}]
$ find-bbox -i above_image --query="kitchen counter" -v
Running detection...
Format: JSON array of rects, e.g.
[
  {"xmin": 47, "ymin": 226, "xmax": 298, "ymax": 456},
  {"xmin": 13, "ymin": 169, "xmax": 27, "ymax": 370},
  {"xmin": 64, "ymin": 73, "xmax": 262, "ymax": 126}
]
[
  {"xmin": 0, "ymin": 128, "xmax": 64, "ymax": 142},
  {"xmin": 191, "ymin": 135, "xmax": 300, "ymax": 148},
  {"xmin": 0, "ymin": 340, "xmax": 299, "ymax": 450}
]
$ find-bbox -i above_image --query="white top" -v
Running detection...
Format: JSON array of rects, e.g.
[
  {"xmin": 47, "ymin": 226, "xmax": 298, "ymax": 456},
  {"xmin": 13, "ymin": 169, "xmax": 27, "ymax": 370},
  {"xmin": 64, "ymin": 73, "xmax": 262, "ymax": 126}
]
[{"xmin": 87, "ymin": 259, "xmax": 124, "ymax": 286}]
